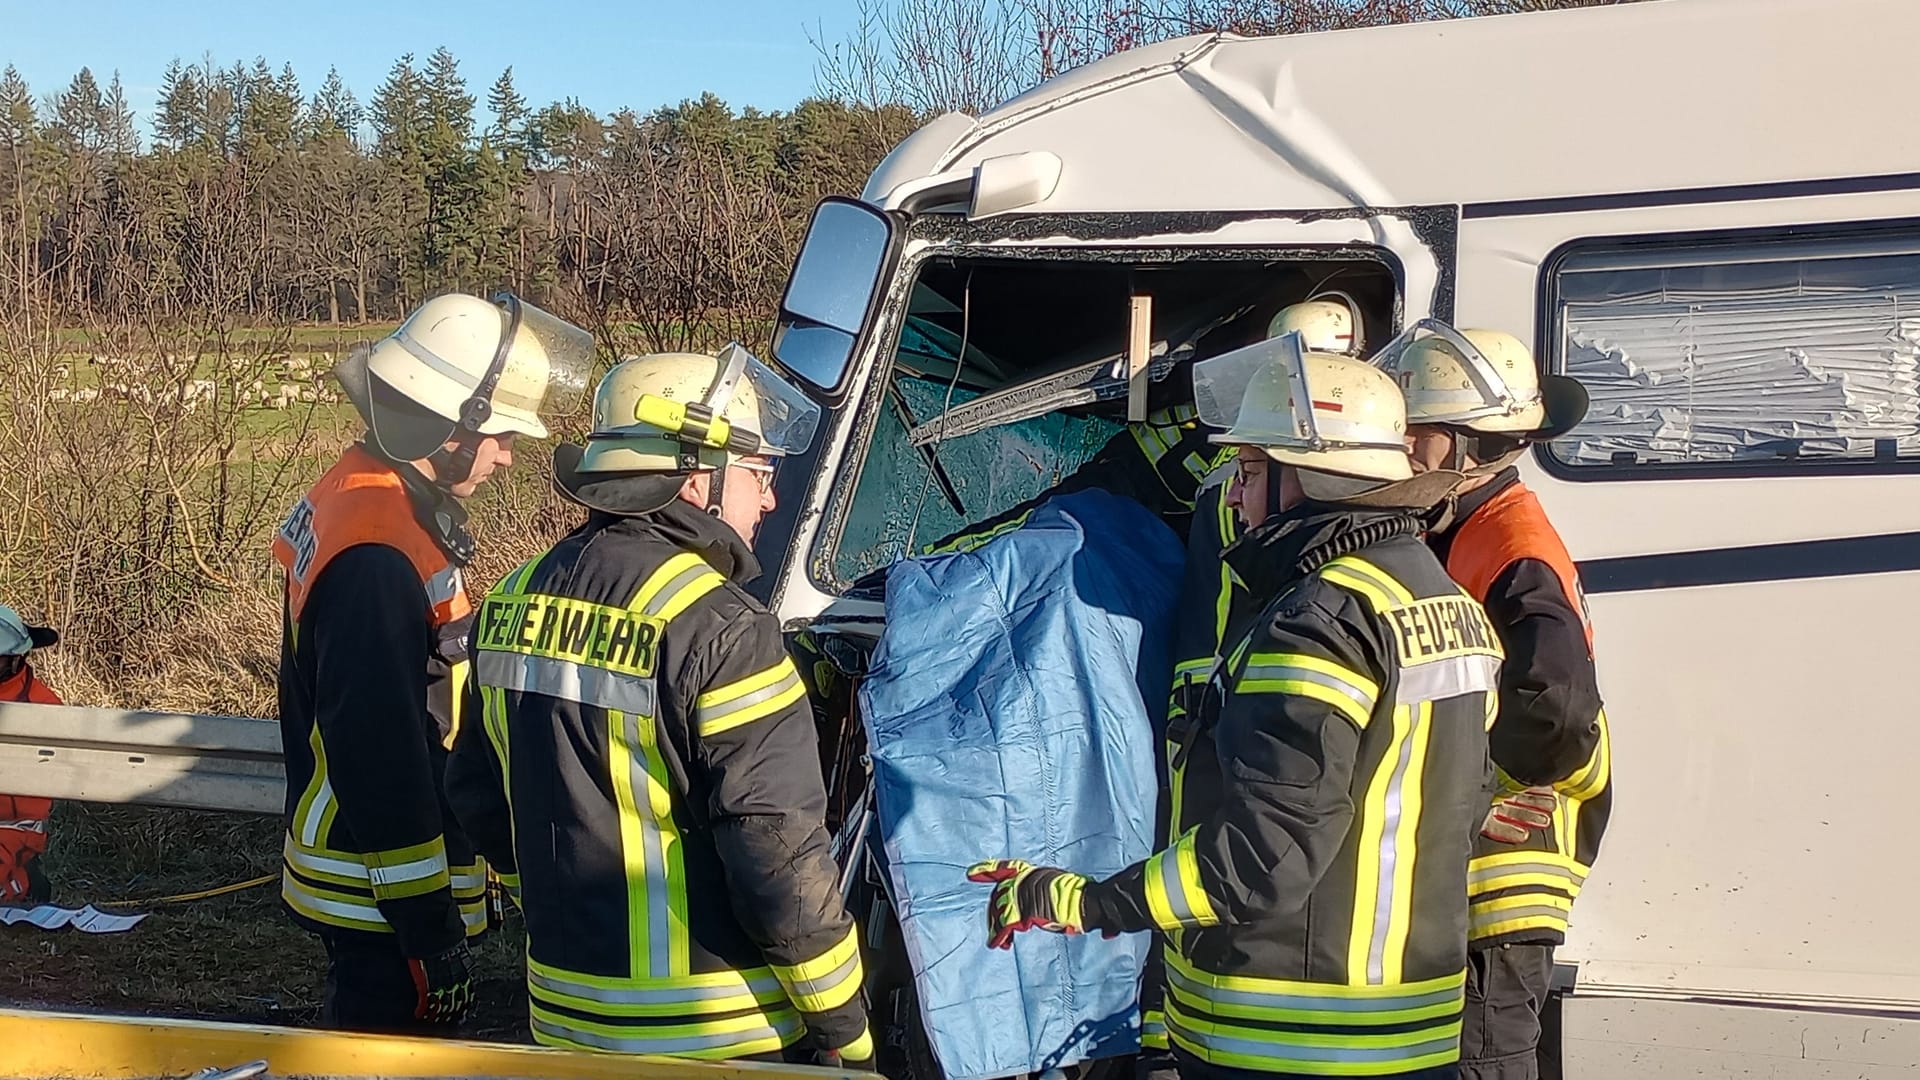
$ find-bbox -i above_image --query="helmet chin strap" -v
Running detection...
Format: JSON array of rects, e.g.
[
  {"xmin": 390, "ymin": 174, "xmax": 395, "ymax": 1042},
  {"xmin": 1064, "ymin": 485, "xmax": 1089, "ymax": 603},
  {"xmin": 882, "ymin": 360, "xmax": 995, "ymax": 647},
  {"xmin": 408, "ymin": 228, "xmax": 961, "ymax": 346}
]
[
  {"xmin": 430, "ymin": 434, "xmax": 484, "ymax": 490},
  {"xmin": 1447, "ymin": 426, "xmax": 1527, "ymax": 477}
]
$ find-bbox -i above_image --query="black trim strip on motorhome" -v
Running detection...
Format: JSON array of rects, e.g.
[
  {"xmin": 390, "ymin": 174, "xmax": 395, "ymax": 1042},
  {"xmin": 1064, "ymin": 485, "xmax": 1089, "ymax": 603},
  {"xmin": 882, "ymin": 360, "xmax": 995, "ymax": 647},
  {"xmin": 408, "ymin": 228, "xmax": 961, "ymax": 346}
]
[
  {"xmin": 1578, "ymin": 531, "xmax": 1920, "ymax": 594},
  {"xmin": 1463, "ymin": 172, "xmax": 1920, "ymax": 221}
]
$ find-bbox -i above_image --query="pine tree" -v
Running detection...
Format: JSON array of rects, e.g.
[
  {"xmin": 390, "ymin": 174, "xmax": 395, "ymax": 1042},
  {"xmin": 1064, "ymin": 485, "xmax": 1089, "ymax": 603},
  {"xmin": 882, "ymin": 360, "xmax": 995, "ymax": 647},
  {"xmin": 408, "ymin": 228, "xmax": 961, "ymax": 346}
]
[
  {"xmin": 155, "ymin": 59, "xmax": 202, "ymax": 148},
  {"xmin": 308, "ymin": 66, "xmax": 362, "ymax": 144},
  {"xmin": 370, "ymin": 54, "xmax": 426, "ymax": 159},
  {"xmin": 102, "ymin": 71, "xmax": 138, "ymax": 154},
  {"xmin": 487, "ymin": 66, "xmax": 528, "ymax": 151},
  {"xmin": 54, "ymin": 68, "xmax": 106, "ymax": 152},
  {"xmin": 0, "ymin": 67, "xmax": 33, "ymax": 150},
  {"xmin": 240, "ymin": 56, "xmax": 298, "ymax": 150},
  {"xmin": 422, "ymin": 47, "xmax": 474, "ymax": 144}
]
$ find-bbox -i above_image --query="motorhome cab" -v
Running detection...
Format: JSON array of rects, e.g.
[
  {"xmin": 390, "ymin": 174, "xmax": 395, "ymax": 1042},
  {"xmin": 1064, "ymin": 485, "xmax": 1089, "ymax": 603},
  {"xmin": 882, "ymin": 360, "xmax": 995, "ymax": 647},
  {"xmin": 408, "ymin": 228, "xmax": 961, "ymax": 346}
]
[{"xmin": 756, "ymin": 0, "xmax": 1920, "ymax": 1075}]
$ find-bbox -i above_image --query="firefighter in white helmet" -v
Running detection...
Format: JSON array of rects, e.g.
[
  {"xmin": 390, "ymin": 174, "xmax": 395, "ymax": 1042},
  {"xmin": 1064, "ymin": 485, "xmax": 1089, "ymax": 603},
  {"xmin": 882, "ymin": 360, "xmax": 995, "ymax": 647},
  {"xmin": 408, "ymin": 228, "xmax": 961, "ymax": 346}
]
[
  {"xmin": 972, "ymin": 335, "xmax": 1499, "ymax": 1079},
  {"xmin": 272, "ymin": 292, "xmax": 593, "ymax": 1033},
  {"xmin": 1374, "ymin": 322, "xmax": 1608, "ymax": 1080},
  {"xmin": 446, "ymin": 347, "xmax": 876, "ymax": 1066},
  {"xmin": 1141, "ymin": 295, "xmax": 1373, "ymax": 1063}
]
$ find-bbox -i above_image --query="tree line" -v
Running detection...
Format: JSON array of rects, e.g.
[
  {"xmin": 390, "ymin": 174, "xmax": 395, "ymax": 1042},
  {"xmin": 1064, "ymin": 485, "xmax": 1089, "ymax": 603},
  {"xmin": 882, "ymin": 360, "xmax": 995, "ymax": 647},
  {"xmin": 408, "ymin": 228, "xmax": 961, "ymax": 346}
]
[{"xmin": 0, "ymin": 48, "xmax": 917, "ymax": 354}]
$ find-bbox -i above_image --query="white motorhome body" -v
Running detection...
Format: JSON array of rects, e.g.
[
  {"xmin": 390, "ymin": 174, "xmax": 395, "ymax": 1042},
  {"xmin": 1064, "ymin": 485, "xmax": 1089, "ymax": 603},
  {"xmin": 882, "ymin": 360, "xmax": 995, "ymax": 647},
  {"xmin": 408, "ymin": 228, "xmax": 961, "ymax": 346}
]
[{"xmin": 761, "ymin": 1, "xmax": 1920, "ymax": 1075}]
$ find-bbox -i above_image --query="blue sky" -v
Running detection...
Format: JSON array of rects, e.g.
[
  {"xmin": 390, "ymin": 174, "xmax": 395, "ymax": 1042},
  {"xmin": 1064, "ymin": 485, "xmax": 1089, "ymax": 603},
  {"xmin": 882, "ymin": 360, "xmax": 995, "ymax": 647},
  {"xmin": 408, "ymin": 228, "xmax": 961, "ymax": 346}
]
[{"xmin": 3, "ymin": 0, "xmax": 865, "ymax": 137}]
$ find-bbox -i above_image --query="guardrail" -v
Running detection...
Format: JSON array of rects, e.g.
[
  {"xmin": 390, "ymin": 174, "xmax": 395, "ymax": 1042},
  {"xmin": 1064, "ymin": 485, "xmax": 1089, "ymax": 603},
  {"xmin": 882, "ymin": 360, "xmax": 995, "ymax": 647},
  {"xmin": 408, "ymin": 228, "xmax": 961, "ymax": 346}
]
[{"xmin": 0, "ymin": 702, "xmax": 284, "ymax": 814}]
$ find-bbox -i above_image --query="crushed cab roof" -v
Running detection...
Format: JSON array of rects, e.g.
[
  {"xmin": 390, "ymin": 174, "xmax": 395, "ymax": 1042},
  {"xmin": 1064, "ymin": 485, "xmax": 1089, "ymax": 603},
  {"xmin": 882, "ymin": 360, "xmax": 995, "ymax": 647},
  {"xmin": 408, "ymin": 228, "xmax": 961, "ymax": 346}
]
[{"xmin": 863, "ymin": 0, "xmax": 1919, "ymax": 216}]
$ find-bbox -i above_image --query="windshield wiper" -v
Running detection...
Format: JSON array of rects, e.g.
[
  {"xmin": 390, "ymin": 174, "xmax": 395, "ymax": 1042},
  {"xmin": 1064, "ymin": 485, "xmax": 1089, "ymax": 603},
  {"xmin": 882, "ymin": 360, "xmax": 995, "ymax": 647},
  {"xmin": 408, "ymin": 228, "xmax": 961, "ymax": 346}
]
[{"xmin": 889, "ymin": 374, "xmax": 966, "ymax": 517}]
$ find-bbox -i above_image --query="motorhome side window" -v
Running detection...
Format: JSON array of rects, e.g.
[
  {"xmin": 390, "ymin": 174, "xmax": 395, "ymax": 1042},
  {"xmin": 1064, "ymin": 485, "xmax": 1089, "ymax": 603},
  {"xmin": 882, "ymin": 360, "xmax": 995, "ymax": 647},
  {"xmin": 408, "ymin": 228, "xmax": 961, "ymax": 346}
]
[
  {"xmin": 828, "ymin": 255, "xmax": 1397, "ymax": 585},
  {"xmin": 1548, "ymin": 231, "xmax": 1920, "ymax": 471}
]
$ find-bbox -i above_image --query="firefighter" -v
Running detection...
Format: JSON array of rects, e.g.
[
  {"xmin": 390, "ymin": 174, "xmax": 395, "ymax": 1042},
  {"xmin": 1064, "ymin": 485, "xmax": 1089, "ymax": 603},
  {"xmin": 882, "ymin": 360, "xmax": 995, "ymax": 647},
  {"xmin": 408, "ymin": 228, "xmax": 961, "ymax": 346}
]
[
  {"xmin": 1145, "ymin": 296, "xmax": 1370, "ymax": 1065},
  {"xmin": 0, "ymin": 604, "xmax": 60, "ymax": 905},
  {"xmin": 1374, "ymin": 322, "xmax": 1610, "ymax": 1080},
  {"xmin": 971, "ymin": 335, "xmax": 1498, "ymax": 1080},
  {"xmin": 271, "ymin": 292, "xmax": 594, "ymax": 1033},
  {"xmin": 445, "ymin": 346, "xmax": 875, "ymax": 1066}
]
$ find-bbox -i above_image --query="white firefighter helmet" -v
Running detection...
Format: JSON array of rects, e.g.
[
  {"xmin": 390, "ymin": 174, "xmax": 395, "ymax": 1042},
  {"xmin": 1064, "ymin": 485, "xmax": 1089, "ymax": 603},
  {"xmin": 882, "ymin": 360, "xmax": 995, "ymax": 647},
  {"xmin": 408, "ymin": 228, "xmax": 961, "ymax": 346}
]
[
  {"xmin": 1267, "ymin": 293, "xmax": 1364, "ymax": 356},
  {"xmin": 1372, "ymin": 320, "xmax": 1588, "ymax": 439},
  {"xmin": 1193, "ymin": 332, "xmax": 1458, "ymax": 508},
  {"xmin": 363, "ymin": 292, "xmax": 595, "ymax": 460},
  {"xmin": 553, "ymin": 344, "xmax": 821, "ymax": 516}
]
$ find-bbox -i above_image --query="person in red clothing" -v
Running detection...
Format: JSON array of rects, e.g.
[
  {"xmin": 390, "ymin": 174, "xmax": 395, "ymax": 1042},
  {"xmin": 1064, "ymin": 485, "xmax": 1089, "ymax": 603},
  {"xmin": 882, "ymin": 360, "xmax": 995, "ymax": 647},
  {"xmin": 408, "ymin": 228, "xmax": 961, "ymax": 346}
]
[{"xmin": 0, "ymin": 604, "xmax": 61, "ymax": 906}]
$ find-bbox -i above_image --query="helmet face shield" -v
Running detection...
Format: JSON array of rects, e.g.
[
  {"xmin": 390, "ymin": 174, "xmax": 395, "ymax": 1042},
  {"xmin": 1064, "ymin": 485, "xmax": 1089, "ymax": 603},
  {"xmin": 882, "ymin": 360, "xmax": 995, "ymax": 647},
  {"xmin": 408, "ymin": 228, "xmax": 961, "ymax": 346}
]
[
  {"xmin": 1195, "ymin": 332, "xmax": 1333, "ymax": 448},
  {"xmin": 505, "ymin": 296, "xmax": 596, "ymax": 420},
  {"xmin": 1372, "ymin": 318, "xmax": 1536, "ymax": 425},
  {"xmin": 708, "ymin": 343, "xmax": 822, "ymax": 457}
]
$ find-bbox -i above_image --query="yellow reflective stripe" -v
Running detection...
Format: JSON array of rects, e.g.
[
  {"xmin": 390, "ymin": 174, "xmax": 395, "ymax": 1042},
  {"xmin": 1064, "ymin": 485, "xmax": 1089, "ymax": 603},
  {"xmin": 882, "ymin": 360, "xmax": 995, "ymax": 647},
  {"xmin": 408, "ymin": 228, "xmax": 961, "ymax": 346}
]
[
  {"xmin": 1349, "ymin": 703, "xmax": 1414, "ymax": 985},
  {"xmin": 1142, "ymin": 1009, "xmax": 1169, "ymax": 1050},
  {"xmin": 771, "ymin": 927, "xmax": 865, "ymax": 1014},
  {"xmin": 529, "ymin": 1003, "xmax": 801, "ymax": 1059},
  {"xmin": 281, "ymin": 873, "xmax": 387, "ymax": 933},
  {"xmin": 528, "ymin": 958, "xmax": 789, "ymax": 1017},
  {"xmin": 696, "ymin": 658, "xmax": 807, "ymax": 737},
  {"xmin": 293, "ymin": 724, "xmax": 332, "ymax": 849},
  {"xmin": 1132, "ymin": 419, "xmax": 1179, "ymax": 464},
  {"xmin": 837, "ymin": 1027, "xmax": 876, "ymax": 1062},
  {"xmin": 450, "ymin": 862, "xmax": 487, "ymax": 898},
  {"xmin": 1469, "ymin": 892, "xmax": 1574, "ymax": 940},
  {"xmin": 1240, "ymin": 652, "xmax": 1380, "ymax": 730},
  {"xmin": 631, "ymin": 552, "xmax": 726, "ymax": 621},
  {"xmin": 922, "ymin": 510, "xmax": 1033, "ymax": 555},
  {"xmin": 362, "ymin": 837, "xmax": 453, "ymax": 901},
  {"xmin": 1318, "ymin": 566, "xmax": 1395, "ymax": 613},
  {"xmin": 1165, "ymin": 952, "xmax": 1463, "ymax": 1026},
  {"xmin": 1143, "ymin": 827, "xmax": 1221, "ymax": 930},
  {"xmin": 281, "ymin": 834, "xmax": 369, "ymax": 889},
  {"xmin": 1557, "ymin": 710, "xmax": 1611, "ymax": 802},
  {"xmin": 608, "ymin": 702, "xmax": 690, "ymax": 979},
  {"xmin": 1167, "ymin": 951, "xmax": 1464, "ymax": 1000},
  {"xmin": 1245, "ymin": 653, "xmax": 1380, "ymax": 703},
  {"xmin": 1165, "ymin": 998, "xmax": 1461, "ymax": 1076},
  {"xmin": 1379, "ymin": 701, "xmax": 1430, "ymax": 985},
  {"xmin": 1329, "ymin": 556, "xmax": 1416, "ymax": 605},
  {"xmin": 442, "ymin": 657, "xmax": 471, "ymax": 752}
]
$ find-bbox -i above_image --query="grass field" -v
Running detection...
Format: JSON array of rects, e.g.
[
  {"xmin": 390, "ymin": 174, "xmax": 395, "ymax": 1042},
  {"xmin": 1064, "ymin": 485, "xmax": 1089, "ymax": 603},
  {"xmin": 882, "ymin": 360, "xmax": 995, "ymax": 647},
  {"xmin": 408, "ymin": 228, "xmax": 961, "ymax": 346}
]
[{"xmin": 0, "ymin": 804, "xmax": 535, "ymax": 1041}]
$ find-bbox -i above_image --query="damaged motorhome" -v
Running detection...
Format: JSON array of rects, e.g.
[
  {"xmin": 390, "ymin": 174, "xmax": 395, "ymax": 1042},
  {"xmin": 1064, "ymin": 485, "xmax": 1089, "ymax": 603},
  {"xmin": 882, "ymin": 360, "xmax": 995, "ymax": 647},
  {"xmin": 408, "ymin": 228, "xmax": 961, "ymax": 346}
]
[{"xmin": 757, "ymin": 0, "xmax": 1920, "ymax": 1076}]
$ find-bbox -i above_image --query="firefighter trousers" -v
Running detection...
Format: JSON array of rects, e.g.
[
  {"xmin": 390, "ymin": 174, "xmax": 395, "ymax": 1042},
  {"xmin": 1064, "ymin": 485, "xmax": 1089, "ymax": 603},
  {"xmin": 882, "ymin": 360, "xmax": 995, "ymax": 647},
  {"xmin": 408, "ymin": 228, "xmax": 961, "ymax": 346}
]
[
  {"xmin": 1459, "ymin": 943, "xmax": 1555, "ymax": 1080},
  {"xmin": 319, "ymin": 934, "xmax": 446, "ymax": 1036}
]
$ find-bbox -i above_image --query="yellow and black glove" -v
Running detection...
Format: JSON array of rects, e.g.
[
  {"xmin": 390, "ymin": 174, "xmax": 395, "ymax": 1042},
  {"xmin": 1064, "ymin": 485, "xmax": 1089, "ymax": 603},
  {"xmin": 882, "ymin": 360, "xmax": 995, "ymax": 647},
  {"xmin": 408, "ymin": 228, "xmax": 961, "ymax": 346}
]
[
  {"xmin": 967, "ymin": 859, "xmax": 1094, "ymax": 950},
  {"xmin": 406, "ymin": 941, "xmax": 475, "ymax": 1025}
]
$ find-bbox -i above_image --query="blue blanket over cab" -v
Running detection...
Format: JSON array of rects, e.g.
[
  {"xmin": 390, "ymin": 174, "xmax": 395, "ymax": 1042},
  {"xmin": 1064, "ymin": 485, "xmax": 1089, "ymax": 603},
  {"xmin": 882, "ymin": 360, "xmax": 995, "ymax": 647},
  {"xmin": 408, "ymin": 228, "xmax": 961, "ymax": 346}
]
[{"xmin": 859, "ymin": 490, "xmax": 1183, "ymax": 1080}]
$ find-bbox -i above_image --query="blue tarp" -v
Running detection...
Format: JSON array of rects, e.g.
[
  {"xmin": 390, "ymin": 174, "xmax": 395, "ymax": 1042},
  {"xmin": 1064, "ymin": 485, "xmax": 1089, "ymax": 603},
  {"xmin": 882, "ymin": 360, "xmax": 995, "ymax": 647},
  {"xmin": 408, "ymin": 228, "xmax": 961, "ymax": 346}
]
[{"xmin": 859, "ymin": 490, "xmax": 1183, "ymax": 1080}]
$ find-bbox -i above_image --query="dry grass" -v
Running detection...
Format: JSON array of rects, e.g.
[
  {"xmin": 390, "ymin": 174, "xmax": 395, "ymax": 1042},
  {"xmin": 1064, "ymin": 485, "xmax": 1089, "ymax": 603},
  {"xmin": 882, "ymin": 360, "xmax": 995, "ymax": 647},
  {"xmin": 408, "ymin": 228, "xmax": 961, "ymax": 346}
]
[{"xmin": 0, "ymin": 804, "xmax": 532, "ymax": 1040}]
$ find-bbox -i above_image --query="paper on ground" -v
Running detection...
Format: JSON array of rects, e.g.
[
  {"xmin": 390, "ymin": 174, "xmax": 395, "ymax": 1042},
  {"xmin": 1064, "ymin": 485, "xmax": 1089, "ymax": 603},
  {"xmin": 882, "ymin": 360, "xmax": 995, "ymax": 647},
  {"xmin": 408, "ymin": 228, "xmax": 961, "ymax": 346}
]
[{"xmin": 0, "ymin": 904, "xmax": 147, "ymax": 933}]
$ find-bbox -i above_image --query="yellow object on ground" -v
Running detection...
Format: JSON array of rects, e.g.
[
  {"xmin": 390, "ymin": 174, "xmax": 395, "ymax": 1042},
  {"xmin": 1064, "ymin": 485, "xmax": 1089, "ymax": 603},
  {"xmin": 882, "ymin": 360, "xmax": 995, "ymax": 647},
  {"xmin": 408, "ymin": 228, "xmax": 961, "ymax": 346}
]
[{"xmin": 0, "ymin": 1008, "xmax": 856, "ymax": 1079}]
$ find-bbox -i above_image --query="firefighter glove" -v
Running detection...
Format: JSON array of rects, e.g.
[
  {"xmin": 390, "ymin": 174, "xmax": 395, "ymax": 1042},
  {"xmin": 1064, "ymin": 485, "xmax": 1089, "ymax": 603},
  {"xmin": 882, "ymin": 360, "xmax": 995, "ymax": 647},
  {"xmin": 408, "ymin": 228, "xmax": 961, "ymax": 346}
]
[
  {"xmin": 967, "ymin": 859, "xmax": 1091, "ymax": 950},
  {"xmin": 1480, "ymin": 787, "xmax": 1558, "ymax": 844},
  {"xmin": 406, "ymin": 941, "xmax": 475, "ymax": 1025}
]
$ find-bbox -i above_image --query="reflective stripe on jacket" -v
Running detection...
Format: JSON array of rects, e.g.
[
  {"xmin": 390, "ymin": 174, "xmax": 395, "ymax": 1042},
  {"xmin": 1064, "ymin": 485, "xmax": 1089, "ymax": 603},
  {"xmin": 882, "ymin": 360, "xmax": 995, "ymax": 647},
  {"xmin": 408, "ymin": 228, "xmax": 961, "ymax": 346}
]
[{"xmin": 1442, "ymin": 477, "xmax": 1611, "ymax": 947}]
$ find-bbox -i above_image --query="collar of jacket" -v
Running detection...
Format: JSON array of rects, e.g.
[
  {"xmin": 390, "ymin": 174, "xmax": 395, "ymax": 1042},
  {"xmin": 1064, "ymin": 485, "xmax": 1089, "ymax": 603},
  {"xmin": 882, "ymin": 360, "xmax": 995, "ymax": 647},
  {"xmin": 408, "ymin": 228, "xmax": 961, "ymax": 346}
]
[
  {"xmin": 584, "ymin": 496, "xmax": 763, "ymax": 585},
  {"xmin": 1227, "ymin": 502, "xmax": 1422, "ymax": 601},
  {"xmin": 357, "ymin": 438, "xmax": 476, "ymax": 565},
  {"xmin": 1427, "ymin": 466, "xmax": 1520, "ymax": 562}
]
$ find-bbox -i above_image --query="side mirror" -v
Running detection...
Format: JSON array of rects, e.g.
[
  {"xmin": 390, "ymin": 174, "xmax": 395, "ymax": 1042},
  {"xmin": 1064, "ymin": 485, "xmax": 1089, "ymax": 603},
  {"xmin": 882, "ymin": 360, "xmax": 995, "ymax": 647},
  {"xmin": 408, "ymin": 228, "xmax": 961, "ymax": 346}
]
[{"xmin": 772, "ymin": 198, "xmax": 897, "ymax": 399}]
